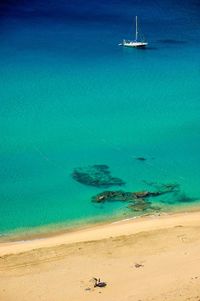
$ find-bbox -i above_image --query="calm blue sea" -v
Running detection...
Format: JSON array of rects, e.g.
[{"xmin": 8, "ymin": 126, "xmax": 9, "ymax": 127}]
[{"xmin": 0, "ymin": 0, "xmax": 200, "ymax": 237}]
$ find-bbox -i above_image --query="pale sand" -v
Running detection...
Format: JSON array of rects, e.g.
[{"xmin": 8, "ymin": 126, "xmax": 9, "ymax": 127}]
[{"xmin": 1, "ymin": 211, "xmax": 200, "ymax": 301}]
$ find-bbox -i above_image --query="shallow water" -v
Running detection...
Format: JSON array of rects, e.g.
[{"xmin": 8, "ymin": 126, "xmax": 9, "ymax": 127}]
[{"xmin": 0, "ymin": 0, "xmax": 200, "ymax": 236}]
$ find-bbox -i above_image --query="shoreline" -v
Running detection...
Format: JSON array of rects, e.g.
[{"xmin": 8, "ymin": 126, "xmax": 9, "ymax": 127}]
[
  {"xmin": 1, "ymin": 209, "xmax": 200, "ymax": 256},
  {"xmin": 1, "ymin": 201, "xmax": 200, "ymax": 244}
]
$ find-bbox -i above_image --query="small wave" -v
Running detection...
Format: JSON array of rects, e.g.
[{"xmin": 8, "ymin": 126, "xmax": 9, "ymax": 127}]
[{"xmin": 111, "ymin": 216, "xmax": 138, "ymax": 224}]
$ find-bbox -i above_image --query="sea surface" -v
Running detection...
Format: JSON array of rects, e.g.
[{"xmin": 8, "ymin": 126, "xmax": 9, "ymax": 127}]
[{"xmin": 0, "ymin": 0, "xmax": 200, "ymax": 238}]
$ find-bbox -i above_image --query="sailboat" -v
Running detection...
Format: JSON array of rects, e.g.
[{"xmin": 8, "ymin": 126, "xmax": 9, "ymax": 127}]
[{"xmin": 119, "ymin": 16, "xmax": 148, "ymax": 48}]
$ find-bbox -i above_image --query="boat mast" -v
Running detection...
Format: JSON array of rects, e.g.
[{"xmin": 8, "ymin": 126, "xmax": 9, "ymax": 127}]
[{"xmin": 135, "ymin": 16, "xmax": 138, "ymax": 41}]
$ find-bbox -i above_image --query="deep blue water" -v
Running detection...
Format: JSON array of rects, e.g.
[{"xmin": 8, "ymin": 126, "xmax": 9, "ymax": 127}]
[{"xmin": 0, "ymin": 0, "xmax": 200, "ymax": 236}]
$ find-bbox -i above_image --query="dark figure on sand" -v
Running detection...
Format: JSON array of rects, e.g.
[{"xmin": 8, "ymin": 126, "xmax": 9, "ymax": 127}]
[{"xmin": 93, "ymin": 278, "xmax": 107, "ymax": 288}]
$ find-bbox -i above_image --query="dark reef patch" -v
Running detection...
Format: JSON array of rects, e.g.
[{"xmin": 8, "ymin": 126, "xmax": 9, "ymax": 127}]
[
  {"xmin": 91, "ymin": 190, "xmax": 163, "ymax": 212},
  {"xmin": 91, "ymin": 190, "xmax": 133, "ymax": 203},
  {"xmin": 91, "ymin": 183, "xmax": 180, "ymax": 213},
  {"xmin": 72, "ymin": 165, "xmax": 125, "ymax": 188},
  {"xmin": 158, "ymin": 39, "xmax": 187, "ymax": 45},
  {"xmin": 128, "ymin": 199, "xmax": 161, "ymax": 213},
  {"xmin": 143, "ymin": 181, "xmax": 180, "ymax": 191},
  {"xmin": 175, "ymin": 193, "xmax": 197, "ymax": 203},
  {"xmin": 91, "ymin": 183, "xmax": 178, "ymax": 203},
  {"xmin": 136, "ymin": 157, "xmax": 146, "ymax": 161},
  {"xmin": 127, "ymin": 198, "xmax": 152, "ymax": 212}
]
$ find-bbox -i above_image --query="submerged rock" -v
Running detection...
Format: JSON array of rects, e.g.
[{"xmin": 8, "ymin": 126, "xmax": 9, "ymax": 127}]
[
  {"xmin": 72, "ymin": 165, "xmax": 125, "ymax": 188},
  {"xmin": 136, "ymin": 157, "xmax": 146, "ymax": 161},
  {"xmin": 92, "ymin": 190, "xmax": 162, "ymax": 203},
  {"xmin": 128, "ymin": 198, "xmax": 152, "ymax": 212},
  {"xmin": 128, "ymin": 198, "xmax": 162, "ymax": 213},
  {"xmin": 174, "ymin": 193, "xmax": 197, "ymax": 203},
  {"xmin": 133, "ymin": 191, "xmax": 159, "ymax": 198},
  {"xmin": 92, "ymin": 183, "xmax": 179, "ymax": 204},
  {"xmin": 92, "ymin": 191, "xmax": 133, "ymax": 203},
  {"xmin": 143, "ymin": 181, "xmax": 180, "ymax": 193},
  {"xmin": 92, "ymin": 192, "xmax": 161, "ymax": 212}
]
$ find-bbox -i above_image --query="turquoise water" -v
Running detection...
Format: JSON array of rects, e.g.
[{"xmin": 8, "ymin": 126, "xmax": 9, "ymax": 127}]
[{"xmin": 0, "ymin": 0, "xmax": 200, "ymax": 236}]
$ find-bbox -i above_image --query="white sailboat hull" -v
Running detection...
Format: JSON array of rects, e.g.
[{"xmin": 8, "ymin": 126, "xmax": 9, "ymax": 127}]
[{"xmin": 119, "ymin": 41, "xmax": 148, "ymax": 48}]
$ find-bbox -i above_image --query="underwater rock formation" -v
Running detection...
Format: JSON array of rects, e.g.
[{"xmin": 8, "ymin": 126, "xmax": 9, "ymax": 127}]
[
  {"xmin": 128, "ymin": 199, "xmax": 161, "ymax": 212},
  {"xmin": 92, "ymin": 190, "xmax": 163, "ymax": 212},
  {"xmin": 136, "ymin": 157, "xmax": 146, "ymax": 161},
  {"xmin": 91, "ymin": 181, "xmax": 180, "ymax": 213},
  {"xmin": 158, "ymin": 39, "xmax": 187, "ymax": 45},
  {"xmin": 92, "ymin": 186, "xmax": 178, "ymax": 204},
  {"xmin": 127, "ymin": 198, "xmax": 152, "ymax": 212},
  {"xmin": 143, "ymin": 181, "xmax": 180, "ymax": 192},
  {"xmin": 175, "ymin": 193, "xmax": 196, "ymax": 203},
  {"xmin": 72, "ymin": 165, "xmax": 125, "ymax": 188},
  {"xmin": 91, "ymin": 191, "xmax": 133, "ymax": 203},
  {"xmin": 133, "ymin": 191, "xmax": 160, "ymax": 198}
]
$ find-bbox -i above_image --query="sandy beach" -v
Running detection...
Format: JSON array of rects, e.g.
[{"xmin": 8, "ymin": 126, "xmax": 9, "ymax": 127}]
[{"xmin": 1, "ymin": 211, "xmax": 200, "ymax": 301}]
